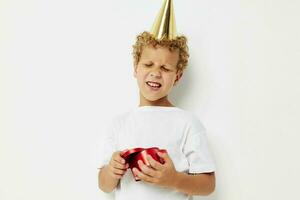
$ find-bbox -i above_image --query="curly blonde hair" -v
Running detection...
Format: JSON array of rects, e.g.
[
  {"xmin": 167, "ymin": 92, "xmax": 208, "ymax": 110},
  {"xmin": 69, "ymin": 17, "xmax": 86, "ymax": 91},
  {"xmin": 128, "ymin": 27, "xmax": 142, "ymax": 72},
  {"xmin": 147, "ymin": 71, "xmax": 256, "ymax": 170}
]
[{"xmin": 132, "ymin": 31, "xmax": 189, "ymax": 72}]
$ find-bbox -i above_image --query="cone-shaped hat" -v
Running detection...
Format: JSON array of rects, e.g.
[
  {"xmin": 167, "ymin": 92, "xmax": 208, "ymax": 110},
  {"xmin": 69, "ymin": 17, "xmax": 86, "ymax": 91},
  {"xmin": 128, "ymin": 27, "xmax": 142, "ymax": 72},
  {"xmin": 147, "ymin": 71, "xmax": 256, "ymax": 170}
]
[{"xmin": 151, "ymin": 0, "xmax": 177, "ymax": 40}]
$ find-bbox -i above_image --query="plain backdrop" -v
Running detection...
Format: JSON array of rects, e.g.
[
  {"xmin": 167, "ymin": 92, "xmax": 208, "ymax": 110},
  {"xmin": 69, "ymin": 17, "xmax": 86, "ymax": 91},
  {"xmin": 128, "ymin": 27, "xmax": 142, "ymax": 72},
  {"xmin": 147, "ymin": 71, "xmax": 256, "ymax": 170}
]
[{"xmin": 1, "ymin": 0, "xmax": 300, "ymax": 200}]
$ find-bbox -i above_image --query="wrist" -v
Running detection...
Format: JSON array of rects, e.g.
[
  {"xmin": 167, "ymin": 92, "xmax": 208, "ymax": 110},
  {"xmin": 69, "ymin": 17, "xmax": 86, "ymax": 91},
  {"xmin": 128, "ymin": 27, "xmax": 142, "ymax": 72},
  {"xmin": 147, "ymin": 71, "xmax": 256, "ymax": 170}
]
[
  {"xmin": 170, "ymin": 171, "xmax": 182, "ymax": 190},
  {"xmin": 104, "ymin": 165, "xmax": 119, "ymax": 181}
]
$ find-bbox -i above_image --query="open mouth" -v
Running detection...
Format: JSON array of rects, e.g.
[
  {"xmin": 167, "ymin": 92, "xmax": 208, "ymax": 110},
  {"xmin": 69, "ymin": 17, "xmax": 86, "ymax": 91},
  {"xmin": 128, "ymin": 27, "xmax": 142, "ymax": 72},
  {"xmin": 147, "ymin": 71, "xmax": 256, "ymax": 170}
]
[{"xmin": 146, "ymin": 81, "xmax": 162, "ymax": 89}]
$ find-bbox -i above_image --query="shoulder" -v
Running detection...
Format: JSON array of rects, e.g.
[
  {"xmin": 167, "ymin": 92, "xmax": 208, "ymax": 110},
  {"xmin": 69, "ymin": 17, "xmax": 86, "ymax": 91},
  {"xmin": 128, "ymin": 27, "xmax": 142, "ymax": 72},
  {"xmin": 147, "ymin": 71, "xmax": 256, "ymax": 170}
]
[{"xmin": 177, "ymin": 108, "xmax": 206, "ymax": 133}]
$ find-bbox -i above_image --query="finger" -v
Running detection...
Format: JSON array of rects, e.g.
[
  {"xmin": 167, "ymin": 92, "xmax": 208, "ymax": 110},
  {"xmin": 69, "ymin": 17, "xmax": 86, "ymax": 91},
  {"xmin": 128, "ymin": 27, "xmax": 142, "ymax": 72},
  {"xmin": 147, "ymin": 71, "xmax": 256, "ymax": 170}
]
[
  {"xmin": 113, "ymin": 152, "xmax": 126, "ymax": 164},
  {"xmin": 138, "ymin": 160, "xmax": 157, "ymax": 177},
  {"xmin": 110, "ymin": 160, "xmax": 128, "ymax": 170},
  {"xmin": 157, "ymin": 152, "xmax": 171, "ymax": 163},
  {"xmin": 132, "ymin": 168, "xmax": 156, "ymax": 183},
  {"xmin": 109, "ymin": 171, "xmax": 123, "ymax": 180},
  {"xmin": 111, "ymin": 167, "xmax": 127, "ymax": 175},
  {"xmin": 146, "ymin": 155, "xmax": 164, "ymax": 170}
]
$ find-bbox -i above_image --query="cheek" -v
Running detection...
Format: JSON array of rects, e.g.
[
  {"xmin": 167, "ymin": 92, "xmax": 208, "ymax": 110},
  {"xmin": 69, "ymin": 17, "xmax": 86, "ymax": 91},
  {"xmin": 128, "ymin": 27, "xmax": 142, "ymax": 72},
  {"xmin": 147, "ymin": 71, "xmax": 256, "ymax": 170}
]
[
  {"xmin": 163, "ymin": 75, "xmax": 177, "ymax": 86},
  {"xmin": 136, "ymin": 70, "xmax": 147, "ymax": 83}
]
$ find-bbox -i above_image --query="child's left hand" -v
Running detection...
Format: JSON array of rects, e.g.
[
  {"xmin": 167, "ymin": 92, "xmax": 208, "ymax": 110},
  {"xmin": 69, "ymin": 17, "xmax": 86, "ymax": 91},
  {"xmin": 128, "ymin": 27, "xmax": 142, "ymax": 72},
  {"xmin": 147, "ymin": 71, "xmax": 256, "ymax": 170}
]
[{"xmin": 132, "ymin": 151, "xmax": 178, "ymax": 188}]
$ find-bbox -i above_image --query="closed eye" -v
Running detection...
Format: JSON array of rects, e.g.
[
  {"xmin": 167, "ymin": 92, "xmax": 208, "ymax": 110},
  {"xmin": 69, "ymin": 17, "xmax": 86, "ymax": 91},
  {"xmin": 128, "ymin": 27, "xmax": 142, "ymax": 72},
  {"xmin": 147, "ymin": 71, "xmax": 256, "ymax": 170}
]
[
  {"xmin": 161, "ymin": 66, "xmax": 171, "ymax": 72},
  {"xmin": 144, "ymin": 63, "xmax": 153, "ymax": 67}
]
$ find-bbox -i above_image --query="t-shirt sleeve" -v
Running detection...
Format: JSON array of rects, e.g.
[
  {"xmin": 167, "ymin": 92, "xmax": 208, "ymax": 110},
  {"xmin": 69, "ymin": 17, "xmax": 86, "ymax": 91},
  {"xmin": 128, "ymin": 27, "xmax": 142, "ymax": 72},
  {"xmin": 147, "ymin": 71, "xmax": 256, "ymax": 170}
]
[
  {"xmin": 95, "ymin": 118, "xmax": 118, "ymax": 170},
  {"xmin": 182, "ymin": 117, "xmax": 216, "ymax": 174}
]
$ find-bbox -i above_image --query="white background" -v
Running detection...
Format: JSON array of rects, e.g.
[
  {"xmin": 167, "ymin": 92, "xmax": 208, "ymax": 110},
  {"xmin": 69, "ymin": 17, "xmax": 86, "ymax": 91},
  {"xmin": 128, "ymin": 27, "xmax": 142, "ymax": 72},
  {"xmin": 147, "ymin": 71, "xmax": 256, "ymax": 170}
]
[{"xmin": 1, "ymin": 0, "xmax": 300, "ymax": 200}]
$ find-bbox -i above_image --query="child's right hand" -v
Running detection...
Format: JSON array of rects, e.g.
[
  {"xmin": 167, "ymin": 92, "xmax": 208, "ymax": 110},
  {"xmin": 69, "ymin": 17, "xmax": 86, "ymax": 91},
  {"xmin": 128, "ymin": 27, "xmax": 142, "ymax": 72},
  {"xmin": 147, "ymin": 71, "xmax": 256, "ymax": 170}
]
[{"xmin": 107, "ymin": 151, "xmax": 129, "ymax": 180}]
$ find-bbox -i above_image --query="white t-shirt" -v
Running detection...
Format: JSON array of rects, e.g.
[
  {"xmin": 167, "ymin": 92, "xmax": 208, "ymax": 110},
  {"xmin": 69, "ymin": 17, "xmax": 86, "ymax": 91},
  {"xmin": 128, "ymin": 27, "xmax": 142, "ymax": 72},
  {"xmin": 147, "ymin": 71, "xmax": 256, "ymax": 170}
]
[{"xmin": 96, "ymin": 106, "xmax": 216, "ymax": 200}]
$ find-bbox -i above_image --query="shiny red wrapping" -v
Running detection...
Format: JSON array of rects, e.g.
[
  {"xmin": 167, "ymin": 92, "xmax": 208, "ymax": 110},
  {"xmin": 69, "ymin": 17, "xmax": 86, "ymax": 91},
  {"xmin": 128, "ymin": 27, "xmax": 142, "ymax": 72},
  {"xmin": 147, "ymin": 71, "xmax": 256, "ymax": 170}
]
[{"xmin": 121, "ymin": 147, "xmax": 167, "ymax": 181}]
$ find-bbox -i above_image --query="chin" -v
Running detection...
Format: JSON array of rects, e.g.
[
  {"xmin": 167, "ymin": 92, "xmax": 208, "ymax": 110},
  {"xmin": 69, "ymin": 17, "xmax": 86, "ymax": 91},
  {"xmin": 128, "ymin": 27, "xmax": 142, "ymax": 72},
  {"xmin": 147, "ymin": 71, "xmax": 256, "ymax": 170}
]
[
  {"xmin": 144, "ymin": 96, "xmax": 161, "ymax": 102},
  {"xmin": 144, "ymin": 94, "xmax": 168, "ymax": 102}
]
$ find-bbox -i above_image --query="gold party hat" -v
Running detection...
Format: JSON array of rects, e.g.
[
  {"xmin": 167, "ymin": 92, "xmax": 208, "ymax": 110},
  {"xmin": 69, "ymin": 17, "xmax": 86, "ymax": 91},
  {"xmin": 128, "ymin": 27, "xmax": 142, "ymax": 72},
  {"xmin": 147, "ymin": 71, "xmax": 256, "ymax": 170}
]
[{"xmin": 151, "ymin": 0, "xmax": 177, "ymax": 40}]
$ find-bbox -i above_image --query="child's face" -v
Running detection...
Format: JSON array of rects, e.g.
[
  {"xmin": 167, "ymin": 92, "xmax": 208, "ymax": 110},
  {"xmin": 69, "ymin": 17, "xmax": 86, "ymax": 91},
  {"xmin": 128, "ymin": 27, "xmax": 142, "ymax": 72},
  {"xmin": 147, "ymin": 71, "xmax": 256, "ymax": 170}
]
[{"xmin": 134, "ymin": 45, "xmax": 182, "ymax": 103}]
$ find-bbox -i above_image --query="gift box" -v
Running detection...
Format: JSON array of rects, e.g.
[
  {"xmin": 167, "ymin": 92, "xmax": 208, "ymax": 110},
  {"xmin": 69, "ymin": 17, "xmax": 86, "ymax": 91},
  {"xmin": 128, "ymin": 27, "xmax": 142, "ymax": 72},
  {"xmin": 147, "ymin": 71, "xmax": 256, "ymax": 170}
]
[{"xmin": 121, "ymin": 147, "xmax": 166, "ymax": 181}]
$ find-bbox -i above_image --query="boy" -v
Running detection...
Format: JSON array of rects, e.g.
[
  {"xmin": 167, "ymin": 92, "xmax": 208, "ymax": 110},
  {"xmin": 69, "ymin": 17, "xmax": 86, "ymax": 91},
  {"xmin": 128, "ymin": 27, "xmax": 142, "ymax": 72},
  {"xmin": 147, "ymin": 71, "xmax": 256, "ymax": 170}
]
[{"xmin": 97, "ymin": 0, "xmax": 216, "ymax": 199}]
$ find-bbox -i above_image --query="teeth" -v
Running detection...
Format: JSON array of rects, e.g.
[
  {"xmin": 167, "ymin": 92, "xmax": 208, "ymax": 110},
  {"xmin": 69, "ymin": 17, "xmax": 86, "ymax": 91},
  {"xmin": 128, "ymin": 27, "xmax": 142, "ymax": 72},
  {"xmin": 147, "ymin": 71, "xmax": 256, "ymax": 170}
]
[
  {"xmin": 147, "ymin": 81, "xmax": 161, "ymax": 88},
  {"xmin": 149, "ymin": 83, "xmax": 159, "ymax": 87}
]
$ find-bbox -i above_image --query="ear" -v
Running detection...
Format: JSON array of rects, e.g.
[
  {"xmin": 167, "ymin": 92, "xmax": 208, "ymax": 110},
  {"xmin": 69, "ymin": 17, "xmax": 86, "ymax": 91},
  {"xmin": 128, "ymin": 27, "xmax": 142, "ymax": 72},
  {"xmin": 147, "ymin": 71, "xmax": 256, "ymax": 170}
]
[{"xmin": 173, "ymin": 70, "xmax": 183, "ymax": 86}]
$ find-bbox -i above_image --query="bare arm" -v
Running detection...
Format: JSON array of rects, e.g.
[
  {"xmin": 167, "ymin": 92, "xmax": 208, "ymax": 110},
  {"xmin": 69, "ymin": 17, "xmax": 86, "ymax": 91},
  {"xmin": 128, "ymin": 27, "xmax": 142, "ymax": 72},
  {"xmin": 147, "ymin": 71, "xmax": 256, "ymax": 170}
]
[
  {"xmin": 98, "ymin": 151, "xmax": 129, "ymax": 193},
  {"xmin": 172, "ymin": 172, "xmax": 215, "ymax": 196},
  {"xmin": 133, "ymin": 152, "xmax": 216, "ymax": 196},
  {"xmin": 98, "ymin": 165, "xmax": 120, "ymax": 193}
]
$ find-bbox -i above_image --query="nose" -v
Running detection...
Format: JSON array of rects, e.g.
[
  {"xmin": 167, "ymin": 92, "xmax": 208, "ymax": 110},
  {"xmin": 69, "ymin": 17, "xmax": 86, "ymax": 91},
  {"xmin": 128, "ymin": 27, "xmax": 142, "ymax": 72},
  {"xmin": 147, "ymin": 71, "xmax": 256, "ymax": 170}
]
[{"xmin": 150, "ymin": 68, "xmax": 162, "ymax": 78}]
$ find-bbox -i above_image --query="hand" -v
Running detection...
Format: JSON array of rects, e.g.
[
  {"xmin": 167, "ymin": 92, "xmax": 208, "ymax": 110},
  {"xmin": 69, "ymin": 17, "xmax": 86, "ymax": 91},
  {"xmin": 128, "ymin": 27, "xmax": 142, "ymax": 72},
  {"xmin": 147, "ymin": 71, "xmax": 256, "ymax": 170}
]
[
  {"xmin": 107, "ymin": 151, "xmax": 129, "ymax": 180},
  {"xmin": 132, "ymin": 151, "xmax": 178, "ymax": 188}
]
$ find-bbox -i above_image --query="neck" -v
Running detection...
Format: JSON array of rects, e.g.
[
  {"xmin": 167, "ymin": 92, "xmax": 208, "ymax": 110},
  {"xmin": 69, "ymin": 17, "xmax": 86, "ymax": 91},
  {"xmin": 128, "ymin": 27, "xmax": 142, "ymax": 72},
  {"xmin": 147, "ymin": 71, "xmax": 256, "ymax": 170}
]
[{"xmin": 139, "ymin": 93, "xmax": 174, "ymax": 107}]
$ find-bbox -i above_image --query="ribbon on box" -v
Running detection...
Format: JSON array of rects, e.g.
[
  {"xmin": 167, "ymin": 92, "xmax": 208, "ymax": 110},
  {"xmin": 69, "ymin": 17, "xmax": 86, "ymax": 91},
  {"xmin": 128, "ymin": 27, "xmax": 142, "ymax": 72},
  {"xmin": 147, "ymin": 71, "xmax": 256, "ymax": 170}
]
[{"xmin": 121, "ymin": 147, "xmax": 167, "ymax": 181}]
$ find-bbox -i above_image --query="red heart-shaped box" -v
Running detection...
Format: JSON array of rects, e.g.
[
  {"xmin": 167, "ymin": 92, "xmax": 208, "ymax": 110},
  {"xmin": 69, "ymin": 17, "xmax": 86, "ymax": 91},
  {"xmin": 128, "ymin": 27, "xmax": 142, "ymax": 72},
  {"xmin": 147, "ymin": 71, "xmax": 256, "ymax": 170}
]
[{"xmin": 121, "ymin": 147, "xmax": 167, "ymax": 181}]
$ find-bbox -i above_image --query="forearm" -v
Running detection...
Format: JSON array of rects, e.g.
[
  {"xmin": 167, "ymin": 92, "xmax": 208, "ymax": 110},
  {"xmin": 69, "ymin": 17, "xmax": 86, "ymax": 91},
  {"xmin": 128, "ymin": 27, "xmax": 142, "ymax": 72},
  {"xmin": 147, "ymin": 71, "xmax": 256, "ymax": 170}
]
[
  {"xmin": 98, "ymin": 165, "xmax": 120, "ymax": 193},
  {"xmin": 172, "ymin": 172, "xmax": 215, "ymax": 196}
]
